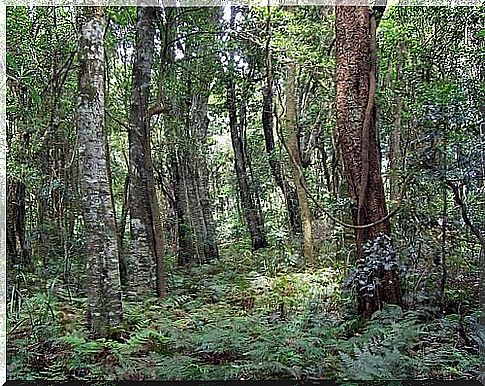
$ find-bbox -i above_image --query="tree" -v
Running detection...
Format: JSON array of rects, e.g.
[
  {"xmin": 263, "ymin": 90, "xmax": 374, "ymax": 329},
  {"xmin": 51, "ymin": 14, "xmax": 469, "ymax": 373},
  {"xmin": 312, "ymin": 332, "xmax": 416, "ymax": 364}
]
[
  {"xmin": 128, "ymin": 6, "xmax": 166, "ymax": 297},
  {"xmin": 286, "ymin": 59, "xmax": 314, "ymax": 262},
  {"xmin": 261, "ymin": 7, "xmax": 301, "ymax": 236},
  {"xmin": 76, "ymin": 6, "xmax": 123, "ymax": 337},
  {"xmin": 335, "ymin": 5, "xmax": 401, "ymax": 317},
  {"xmin": 226, "ymin": 7, "xmax": 268, "ymax": 251},
  {"xmin": 6, "ymin": 176, "xmax": 29, "ymax": 270}
]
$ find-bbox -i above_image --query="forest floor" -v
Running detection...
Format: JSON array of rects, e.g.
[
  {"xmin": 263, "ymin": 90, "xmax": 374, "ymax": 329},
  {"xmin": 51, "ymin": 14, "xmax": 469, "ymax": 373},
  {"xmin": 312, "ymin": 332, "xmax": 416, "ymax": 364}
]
[{"xmin": 7, "ymin": 243, "xmax": 482, "ymax": 381}]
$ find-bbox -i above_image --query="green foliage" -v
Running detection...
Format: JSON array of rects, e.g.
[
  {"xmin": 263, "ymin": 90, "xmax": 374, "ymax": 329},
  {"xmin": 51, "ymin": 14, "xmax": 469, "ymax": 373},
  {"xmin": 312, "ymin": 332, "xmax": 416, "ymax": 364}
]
[
  {"xmin": 344, "ymin": 234, "xmax": 400, "ymax": 299},
  {"xmin": 8, "ymin": 249, "xmax": 480, "ymax": 381},
  {"xmin": 7, "ymin": 5, "xmax": 482, "ymax": 383}
]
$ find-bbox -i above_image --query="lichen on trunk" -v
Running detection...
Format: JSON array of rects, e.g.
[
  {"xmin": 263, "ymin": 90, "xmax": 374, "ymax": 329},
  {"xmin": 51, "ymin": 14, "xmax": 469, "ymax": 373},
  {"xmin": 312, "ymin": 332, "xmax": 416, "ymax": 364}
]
[{"xmin": 76, "ymin": 6, "xmax": 123, "ymax": 337}]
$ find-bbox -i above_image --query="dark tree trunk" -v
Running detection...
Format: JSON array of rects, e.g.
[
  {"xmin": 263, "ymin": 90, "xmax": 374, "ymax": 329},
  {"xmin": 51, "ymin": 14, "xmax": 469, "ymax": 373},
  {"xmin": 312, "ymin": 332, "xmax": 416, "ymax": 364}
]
[
  {"xmin": 77, "ymin": 6, "xmax": 123, "ymax": 337},
  {"xmin": 117, "ymin": 174, "xmax": 130, "ymax": 286},
  {"xmin": 170, "ymin": 151, "xmax": 197, "ymax": 266},
  {"xmin": 6, "ymin": 176, "xmax": 29, "ymax": 270},
  {"xmin": 227, "ymin": 73, "xmax": 268, "ymax": 250},
  {"xmin": 128, "ymin": 6, "xmax": 166, "ymax": 297},
  {"xmin": 335, "ymin": 6, "xmax": 402, "ymax": 318}
]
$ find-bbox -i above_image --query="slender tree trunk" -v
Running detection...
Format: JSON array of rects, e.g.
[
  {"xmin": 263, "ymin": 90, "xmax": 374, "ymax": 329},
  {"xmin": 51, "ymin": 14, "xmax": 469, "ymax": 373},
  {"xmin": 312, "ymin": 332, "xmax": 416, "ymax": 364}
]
[
  {"xmin": 262, "ymin": 26, "xmax": 301, "ymax": 235},
  {"xmin": 117, "ymin": 174, "xmax": 130, "ymax": 285},
  {"xmin": 286, "ymin": 62, "xmax": 314, "ymax": 262},
  {"xmin": 184, "ymin": 156, "xmax": 206, "ymax": 263},
  {"xmin": 198, "ymin": 160, "xmax": 219, "ymax": 261},
  {"xmin": 193, "ymin": 94, "xmax": 219, "ymax": 261},
  {"xmin": 77, "ymin": 6, "xmax": 122, "ymax": 337},
  {"xmin": 335, "ymin": 6, "xmax": 401, "ymax": 317},
  {"xmin": 389, "ymin": 43, "xmax": 404, "ymax": 199},
  {"xmin": 6, "ymin": 176, "xmax": 29, "ymax": 270},
  {"xmin": 128, "ymin": 6, "xmax": 165, "ymax": 297},
  {"xmin": 171, "ymin": 151, "xmax": 197, "ymax": 266},
  {"xmin": 227, "ymin": 74, "xmax": 268, "ymax": 250}
]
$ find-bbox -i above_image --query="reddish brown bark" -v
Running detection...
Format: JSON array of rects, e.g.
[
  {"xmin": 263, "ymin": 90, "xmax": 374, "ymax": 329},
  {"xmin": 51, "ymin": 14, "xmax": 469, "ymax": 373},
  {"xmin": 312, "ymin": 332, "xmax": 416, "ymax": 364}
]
[{"xmin": 335, "ymin": 6, "xmax": 402, "ymax": 317}]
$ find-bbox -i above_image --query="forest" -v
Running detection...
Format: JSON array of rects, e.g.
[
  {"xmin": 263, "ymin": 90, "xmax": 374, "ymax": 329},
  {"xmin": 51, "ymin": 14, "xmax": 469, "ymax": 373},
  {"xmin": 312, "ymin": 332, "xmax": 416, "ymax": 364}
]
[{"xmin": 6, "ymin": 3, "xmax": 484, "ymax": 382}]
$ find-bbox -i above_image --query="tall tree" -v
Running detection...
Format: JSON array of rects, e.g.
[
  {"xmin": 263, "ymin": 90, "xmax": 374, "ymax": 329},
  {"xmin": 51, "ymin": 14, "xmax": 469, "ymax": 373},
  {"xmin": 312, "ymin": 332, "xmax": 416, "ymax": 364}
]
[
  {"xmin": 226, "ymin": 8, "xmax": 268, "ymax": 251},
  {"xmin": 227, "ymin": 72, "xmax": 268, "ymax": 250},
  {"xmin": 6, "ymin": 176, "xmax": 29, "ymax": 270},
  {"xmin": 286, "ymin": 60, "xmax": 314, "ymax": 262},
  {"xmin": 76, "ymin": 6, "xmax": 123, "ymax": 337},
  {"xmin": 335, "ymin": 5, "xmax": 401, "ymax": 317},
  {"xmin": 128, "ymin": 6, "xmax": 166, "ymax": 297},
  {"xmin": 262, "ymin": 7, "xmax": 301, "ymax": 236}
]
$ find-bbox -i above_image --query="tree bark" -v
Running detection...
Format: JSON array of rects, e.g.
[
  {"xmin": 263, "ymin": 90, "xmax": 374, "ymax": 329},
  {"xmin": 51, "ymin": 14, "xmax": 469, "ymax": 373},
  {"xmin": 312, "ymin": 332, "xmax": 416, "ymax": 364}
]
[
  {"xmin": 6, "ymin": 176, "xmax": 29, "ymax": 270},
  {"xmin": 77, "ymin": 6, "xmax": 123, "ymax": 337},
  {"xmin": 128, "ymin": 6, "xmax": 166, "ymax": 298},
  {"xmin": 192, "ymin": 93, "xmax": 219, "ymax": 262},
  {"xmin": 184, "ymin": 155, "xmax": 206, "ymax": 263},
  {"xmin": 262, "ymin": 29, "xmax": 301, "ymax": 236},
  {"xmin": 227, "ymin": 73, "xmax": 268, "ymax": 250},
  {"xmin": 335, "ymin": 6, "xmax": 401, "ymax": 317},
  {"xmin": 389, "ymin": 43, "xmax": 404, "ymax": 199},
  {"xmin": 171, "ymin": 151, "xmax": 197, "ymax": 266},
  {"xmin": 286, "ymin": 62, "xmax": 314, "ymax": 262}
]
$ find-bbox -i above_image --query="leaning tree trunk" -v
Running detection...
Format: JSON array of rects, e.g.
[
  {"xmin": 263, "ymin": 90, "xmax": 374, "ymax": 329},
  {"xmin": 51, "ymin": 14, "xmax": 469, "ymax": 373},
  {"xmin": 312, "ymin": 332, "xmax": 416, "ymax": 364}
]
[
  {"xmin": 128, "ymin": 6, "xmax": 166, "ymax": 298},
  {"xmin": 335, "ymin": 6, "xmax": 401, "ymax": 318},
  {"xmin": 77, "ymin": 6, "xmax": 123, "ymax": 337}
]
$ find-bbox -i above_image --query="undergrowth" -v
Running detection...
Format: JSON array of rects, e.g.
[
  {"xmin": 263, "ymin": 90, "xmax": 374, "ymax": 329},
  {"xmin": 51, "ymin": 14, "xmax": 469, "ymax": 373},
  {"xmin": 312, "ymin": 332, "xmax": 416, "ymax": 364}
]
[{"xmin": 7, "ymin": 245, "xmax": 481, "ymax": 381}]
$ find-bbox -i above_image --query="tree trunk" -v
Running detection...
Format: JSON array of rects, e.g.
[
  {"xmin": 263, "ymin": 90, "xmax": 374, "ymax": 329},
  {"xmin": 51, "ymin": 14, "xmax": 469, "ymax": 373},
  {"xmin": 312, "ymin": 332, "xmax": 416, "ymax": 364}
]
[
  {"xmin": 286, "ymin": 62, "xmax": 314, "ymax": 262},
  {"xmin": 6, "ymin": 176, "xmax": 29, "ymax": 270},
  {"xmin": 198, "ymin": 159, "xmax": 219, "ymax": 261},
  {"xmin": 262, "ymin": 32, "xmax": 301, "ymax": 236},
  {"xmin": 77, "ymin": 6, "xmax": 122, "ymax": 337},
  {"xmin": 389, "ymin": 43, "xmax": 404, "ymax": 199},
  {"xmin": 192, "ymin": 93, "xmax": 219, "ymax": 262},
  {"xmin": 227, "ymin": 74, "xmax": 268, "ymax": 250},
  {"xmin": 171, "ymin": 151, "xmax": 197, "ymax": 266},
  {"xmin": 128, "ymin": 6, "xmax": 166, "ymax": 298},
  {"xmin": 335, "ymin": 6, "xmax": 402, "ymax": 317},
  {"xmin": 184, "ymin": 156, "xmax": 206, "ymax": 263}
]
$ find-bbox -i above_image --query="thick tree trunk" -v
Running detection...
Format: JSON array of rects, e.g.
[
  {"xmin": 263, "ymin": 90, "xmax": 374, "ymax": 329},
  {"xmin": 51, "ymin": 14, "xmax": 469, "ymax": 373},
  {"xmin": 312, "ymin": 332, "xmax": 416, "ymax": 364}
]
[
  {"xmin": 286, "ymin": 62, "xmax": 314, "ymax": 262},
  {"xmin": 335, "ymin": 6, "xmax": 401, "ymax": 317},
  {"xmin": 227, "ymin": 74, "xmax": 268, "ymax": 250},
  {"xmin": 77, "ymin": 6, "xmax": 122, "ymax": 337},
  {"xmin": 128, "ymin": 6, "xmax": 166, "ymax": 297}
]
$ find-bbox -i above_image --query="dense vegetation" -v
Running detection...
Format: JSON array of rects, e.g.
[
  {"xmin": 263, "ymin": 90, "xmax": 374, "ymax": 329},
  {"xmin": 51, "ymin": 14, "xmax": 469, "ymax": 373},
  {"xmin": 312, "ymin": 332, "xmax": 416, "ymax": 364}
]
[{"xmin": 6, "ymin": 4, "xmax": 484, "ymax": 382}]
